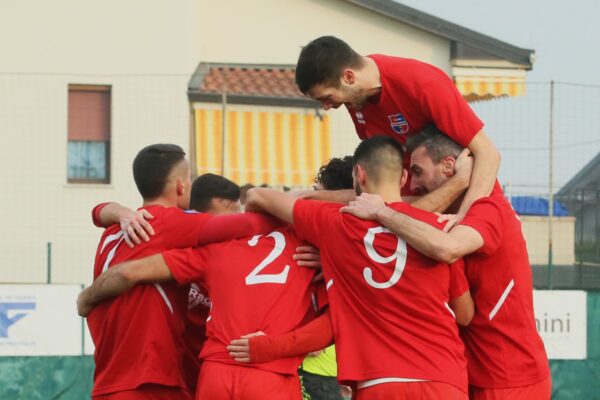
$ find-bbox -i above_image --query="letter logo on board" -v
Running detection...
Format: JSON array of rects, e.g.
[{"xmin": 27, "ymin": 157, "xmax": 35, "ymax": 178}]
[{"xmin": 0, "ymin": 302, "xmax": 36, "ymax": 338}]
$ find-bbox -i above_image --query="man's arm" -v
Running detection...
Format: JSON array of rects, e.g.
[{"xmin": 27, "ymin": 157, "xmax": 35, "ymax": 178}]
[
  {"xmin": 408, "ymin": 148, "xmax": 473, "ymax": 213},
  {"xmin": 77, "ymin": 254, "xmax": 172, "ymax": 317},
  {"xmin": 459, "ymin": 130, "xmax": 500, "ymax": 216},
  {"xmin": 450, "ymin": 291, "xmax": 474, "ymax": 326},
  {"xmin": 92, "ymin": 202, "xmax": 155, "ymax": 247},
  {"xmin": 341, "ymin": 194, "xmax": 483, "ymax": 263},
  {"xmin": 299, "ymin": 189, "xmax": 356, "ymax": 204},
  {"xmin": 408, "ymin": 172, "xmax": 467, "ymax": 213},
  {"xmin": 227, "ymin": 310, "xmax": 333, "ymax": 363},
  {"xmin": 376, "ymin": 206, "xmax": 483, "ymax": 264},
  {"xmin": 245, "ymin": 188, "xmax": 297, "ymax": 223}
]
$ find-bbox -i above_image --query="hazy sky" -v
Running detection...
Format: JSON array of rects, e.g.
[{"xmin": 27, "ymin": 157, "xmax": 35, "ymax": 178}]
[
  {"xmin": 399, "ymin": 0, "xmax": 600, "ymax": 84},
  {"xmin": 399, "ymin": 0, "xmax": 600, "ymax": 193}
]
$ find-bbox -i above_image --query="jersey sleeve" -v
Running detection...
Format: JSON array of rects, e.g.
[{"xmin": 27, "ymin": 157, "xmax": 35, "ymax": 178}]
[
  {"xmin": 162, "ymin": 247, "xmax": 209, "ymax": 285},
  {"xmin": 449, "ymin": 258, "xmax": 469, "ymax": 299},
  {"xmin": 91, "ymin": 203, "xmax": 111, "ymax": 227},
  {"xmin": 292, "ymin": 200, "xmax": 339, "ymax": 247},
  {"xmin": 460, "ymin": 198, "xmax": 505, "ymax": 255},
  {"xmin": 419, "ymin": 77, "xmax": 484, "ymax": 147},
  {"xmin": 195, "ymin": 212, "xmax": 282, "ymax": 245},
  {"xmin": 248, "ymin": 310, "xmax": 333, "ymax": 364},
  {"xmin": 161, "ymin": 210, "xmax": 214, "ymax": 248},
  {"xmin": 161, "ymin": 210, "xmax": 281, "ymax": 249}
]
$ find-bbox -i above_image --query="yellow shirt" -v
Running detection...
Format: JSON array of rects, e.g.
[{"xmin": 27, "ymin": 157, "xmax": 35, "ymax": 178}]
[{"xmin": 302, "ymin": 345, "xmax": 337, "ymax": 377}]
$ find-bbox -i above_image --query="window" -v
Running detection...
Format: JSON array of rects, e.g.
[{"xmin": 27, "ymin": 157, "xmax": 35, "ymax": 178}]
[{"xmin": 67, "ymin": 85, "xmax": 111, "ymax": 183}]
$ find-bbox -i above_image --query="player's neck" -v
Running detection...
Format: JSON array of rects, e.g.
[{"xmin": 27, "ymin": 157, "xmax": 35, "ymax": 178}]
[
  {"xmin": 361, "ymin": 57, "xmax": 381, "ymax": 97},
  {"xmin": 365, "ymin": 184, "xmax": 402, "ymax": 204},
  {"xmin": 142, "ymin": 195, "xmax": 179, "ymax": 209}
]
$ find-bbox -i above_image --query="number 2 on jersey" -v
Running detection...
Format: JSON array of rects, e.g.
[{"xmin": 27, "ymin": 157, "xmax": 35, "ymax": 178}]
[
  {"xmin": 245, "ymin": 231, "xmax": 290, "ymax": 285},
  {"xmin": 363, "ymin": 226, "xmax": 408, "ymax": 289}
]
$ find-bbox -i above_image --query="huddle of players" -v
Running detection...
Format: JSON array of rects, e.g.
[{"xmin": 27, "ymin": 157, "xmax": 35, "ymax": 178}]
[{"xmin": 78, "ymin": 36, "xmax": 551, "ymax": 400}]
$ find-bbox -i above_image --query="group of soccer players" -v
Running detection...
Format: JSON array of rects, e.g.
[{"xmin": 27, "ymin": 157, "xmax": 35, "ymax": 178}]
[{"xmin": 77, "ymin": 36, "xmax": 551, "ymax": 399}]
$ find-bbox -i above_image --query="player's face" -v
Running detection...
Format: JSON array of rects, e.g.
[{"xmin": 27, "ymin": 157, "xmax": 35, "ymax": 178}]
[
  {"xmin": 308, "ymin": 81, "xmax": 368, "ymax": 111},
  {"xmin": 409, "ymin": 147, "xmax": 449, "ymax": 195}
]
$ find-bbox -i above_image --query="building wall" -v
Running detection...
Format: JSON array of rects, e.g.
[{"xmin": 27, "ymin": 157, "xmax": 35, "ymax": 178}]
[
  {"xmin": 0, "ymin": 0, "xmax": 196, "ymax": 284},
  {"xmin": 196, "ymin": 0, "xmax": 451, "ymax": 70},
  {"xmin": 0, "ymin": 0, "xmax": 453, "ymax": 284},
  {"xmin": 521, "ymin": 216, "xmax": 576, "ymax": 266},
  {"xmin": 196, "ymin": 0, "xmax": 451, "ymax": 176}
]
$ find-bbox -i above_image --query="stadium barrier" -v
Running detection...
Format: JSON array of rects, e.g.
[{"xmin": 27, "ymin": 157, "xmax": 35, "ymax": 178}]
[{"xmin": 0, "ymin": 284, "xmax": 598, "ymax": 399}]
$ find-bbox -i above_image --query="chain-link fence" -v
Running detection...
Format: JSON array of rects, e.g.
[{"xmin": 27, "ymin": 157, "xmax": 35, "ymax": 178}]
[{"xmin": 471, "ymin": 82, "xmax": 600, "ymax": 275}]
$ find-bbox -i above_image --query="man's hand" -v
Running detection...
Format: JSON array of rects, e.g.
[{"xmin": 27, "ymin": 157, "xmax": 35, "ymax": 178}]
[
  {"xmin": 293, "ymin": 245, "xmax": 320, "ymax": 268},
  {"xmin": 119, "ymin": 209, "xmax": 155, "ymax": 247},
  {"xmin": 227, "ymin": 331, "xmax": 266, "ymax": 363},
  {"xmin": 438, "ymin": 213, "xmax": 463, "ymax": 233},
  {"xmin": 340, "ymin": 193, "xmax": 386, "ymax": 220},
  {"xmin": 76, "ymin": 289, "xmax": 93, "ymax": 317}
]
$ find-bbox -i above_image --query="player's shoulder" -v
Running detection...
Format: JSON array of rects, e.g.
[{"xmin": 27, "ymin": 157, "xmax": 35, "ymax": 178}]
[
  {"xmin": 371, "ymin": 54, "xmax": 445, "ymax": 79},
  {"xmin": 157, "ymin": 206, "xmax": 212, "ymax": 223},
  {"xmin": 297, "ymin": 199, "xmax": 344, "ymax": 215},
  {"xmin": 98, "ymin": 224, "xmax": 123, "ymax": 244}
]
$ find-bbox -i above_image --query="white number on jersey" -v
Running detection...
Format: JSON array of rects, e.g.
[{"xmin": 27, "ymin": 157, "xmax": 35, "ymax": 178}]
[
  {"xmin": 245, "ymin": 231, "xmax": 291, "ymax": 285},
  {"xmin": 363, "ymin": 226, "xmax": 408, "ymax": 289}
]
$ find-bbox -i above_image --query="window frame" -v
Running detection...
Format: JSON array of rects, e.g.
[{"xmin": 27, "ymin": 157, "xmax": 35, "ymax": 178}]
[{"xmin": 67, "ymin": 84, "xmax": 112, "ymax": 184}]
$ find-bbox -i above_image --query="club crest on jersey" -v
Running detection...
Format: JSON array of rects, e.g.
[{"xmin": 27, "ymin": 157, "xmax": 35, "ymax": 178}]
[
  {"xmin": 355, "ymin": 111, "xmax": 366, "ymax": 125},
  {"xmin": 388, "ymin": 113, "xmax": 409, "ymax": 135}
]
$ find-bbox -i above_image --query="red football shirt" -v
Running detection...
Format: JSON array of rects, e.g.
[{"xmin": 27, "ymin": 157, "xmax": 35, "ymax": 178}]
[
  {"xmin": 450, "ymin": 258, "xmax": 469, "ymax": 300},
  {"xmin": 293, "ymin": 200, "xmax": 468, "ymax": 392},
  {"xmin": 162, "ymin": 226, "xmax": 326, "ymax": 376},
  {"xmin": 459, "ymin": 192, "xmax": 550, "ymax": 388},
  {"xmin": 181, "ymin": 282, "xmax": 211, "ymax": 390},
  {"xmin": 88, "ymin": 206, "xmax": 278, "ymax": 396},
  {"xmin": 347, "ymin": 54, "xmax": 484, "ymax": 194}
]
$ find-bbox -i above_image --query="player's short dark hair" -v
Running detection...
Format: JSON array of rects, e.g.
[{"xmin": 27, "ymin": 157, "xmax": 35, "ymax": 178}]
[
  {"xmin": 295, "ymin": 36, "xmax": 364, "ymax": 94},
  {"xmin": 353, "ymin": 136, "xmax": 404, "ymax": 183},
  {"xmin": 406, "ymin": 125, "xmax": 463, "ymax": 163},
  {"xmin": 189, "ymin": 173, "xmax": 240, "ymax": 212},
  {"xmin": 315, "ymin": 156, "xmax": 354, "ymax": 190},
  {"xmin": 132, "ymin": 144, "xmax": 186, "ymax": 200}
]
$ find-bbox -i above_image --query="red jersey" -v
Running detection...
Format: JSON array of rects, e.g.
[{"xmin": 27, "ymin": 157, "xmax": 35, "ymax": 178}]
[
  {"xmin": 348, "ymin": 54, "xmax": 484, "ymax": 194},
  {"xmin": 181, "ymin": 282, "xmax": 211, "ymax": 391},
  {"xmin": 450, "ymin": 258, "xmax": 470, "ymax": 300},
  {"xmin": 88, "ymin": 206, "xmax": 277, "ymax": 396},
  {"xmin": 162, "ymin": 226, "xmax": 326, "ymax": 376},
  {"xmin": 293, "ymin": 200, "xmax": 468, "ymax": 392},
  {"xmin": 459, "ymin": 191, "xmax": 550, "ymax": 388}
]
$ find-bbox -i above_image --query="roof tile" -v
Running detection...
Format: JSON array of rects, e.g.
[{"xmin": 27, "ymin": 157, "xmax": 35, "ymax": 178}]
[{"xmin": 196, "ymin": 65, "xmax": 305, "ymax": 100}]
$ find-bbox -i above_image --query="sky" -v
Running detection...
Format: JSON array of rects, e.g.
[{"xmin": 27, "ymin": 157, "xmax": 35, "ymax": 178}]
[
  {"xmin": 399, "ymin": 0, "xmax": 600, "ymax": 193},
  {"xmin": 399, "ymin": 0, "xmax": 600, "ymax": 84}
]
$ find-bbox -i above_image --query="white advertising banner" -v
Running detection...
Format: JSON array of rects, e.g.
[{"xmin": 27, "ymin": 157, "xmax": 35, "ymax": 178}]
[
  {"xmin": 533, "ymin": 290, "xmax": 587, "ymax": 360},
  {"xmin": 0, "ymin": 284, "xmax": 84, "ymax": 356},
  {"xmin": 84, "ymin": 319, "xmax": 95, "ymax": 356}
]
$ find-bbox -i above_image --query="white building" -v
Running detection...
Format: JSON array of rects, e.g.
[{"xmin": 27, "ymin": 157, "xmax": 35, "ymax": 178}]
[{"xmin": 0, "ymin": 0, "xmax": 534, "ymax": 284}]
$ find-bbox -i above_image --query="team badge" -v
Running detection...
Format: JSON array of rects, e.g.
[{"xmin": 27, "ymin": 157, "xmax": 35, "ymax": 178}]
[
  {"xmin": 388, "ymin": 113, "xmax": 409, "ymax": 135},
  {"xmin": 355, "ymin": 111, "xmax": 366, "ymax": 125}
]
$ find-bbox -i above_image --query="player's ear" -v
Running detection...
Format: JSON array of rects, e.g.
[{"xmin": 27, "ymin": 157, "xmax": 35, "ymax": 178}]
[
  {"xmin": 400, "ymin": 168, "xmax": 408, "ymax": 189},
  {"xmin": 342, "ymin": 69, "xmax": 355, "ymax": 85},
  {"xmin": 175, "ymin": 177, "xmax": 185, "ymax": 196},
  {"xmin": 355, "ymin": 164, "xmax": 367, "ymax": 186},
  {"xmin": 442, "ymin": 156, "xmax": 456, "ymax": 177}
]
